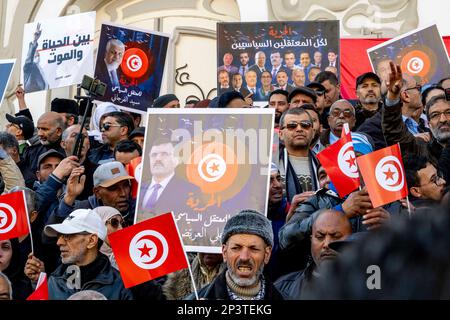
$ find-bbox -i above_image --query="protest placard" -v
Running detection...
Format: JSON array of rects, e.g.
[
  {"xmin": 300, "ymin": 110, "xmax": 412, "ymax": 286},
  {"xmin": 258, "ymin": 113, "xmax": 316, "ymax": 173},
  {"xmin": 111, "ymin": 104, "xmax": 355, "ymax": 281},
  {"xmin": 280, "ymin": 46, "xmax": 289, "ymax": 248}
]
[
  {"xmin": 94, "ymin": 23, "xmax": 169, "ymax": 113},
  {"xmin": 20, "ymin": 12, "xmax": 95, "ymax": 93},
  {"xmin": 135, "ymin": 109, "xmax": 274, "ymax": 252}
]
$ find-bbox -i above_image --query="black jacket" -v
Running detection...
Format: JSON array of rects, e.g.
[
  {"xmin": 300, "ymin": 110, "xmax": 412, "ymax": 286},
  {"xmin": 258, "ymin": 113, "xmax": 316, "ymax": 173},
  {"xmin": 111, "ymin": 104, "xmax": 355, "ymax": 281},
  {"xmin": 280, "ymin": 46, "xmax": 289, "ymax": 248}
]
[
  {"xmin": 357, "ymin": 111, "xmax": 387, "ymax": 150},
  {"xmin": 88, "ymin": 143, "xmax": 114, "ymax": 166},
  {"xmin": 185, "ymin": 270, "xmax": 284, "ymax": 300},
  {"xmin": 48, "ymin": 253, "xmax": 133, "ymax": 300},
  {"xmin": 354, "ymin": 101, "xmax": 383, "ymax": 130},
  {"xmin": 274, "ymin": 261, "xmax": 316, "ymax": 300},
  {"xmin": 22, "ymin": 140, "xmax": 66, "ymax": 180},
  {"xmin": 382, "ymin": 99, "xmax": 444, "ymax": 171}
]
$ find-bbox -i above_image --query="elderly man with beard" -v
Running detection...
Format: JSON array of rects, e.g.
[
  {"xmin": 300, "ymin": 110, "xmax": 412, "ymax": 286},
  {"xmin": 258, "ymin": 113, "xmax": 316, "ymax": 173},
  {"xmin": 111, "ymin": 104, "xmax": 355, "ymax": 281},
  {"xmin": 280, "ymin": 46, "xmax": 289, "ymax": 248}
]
[
  {"xmin": 23, "ymin": 112, "xmax": 66, "ymax": 181},
  {"xmin": 188, "ymin": 210, "xmax": 284, "ymax": 300},
  {"xmin": 275, "ymin": 209, "xmax": 353, "ymax": 299},
  {"xmin": 43, "ymin": 209, "xmax": 132, "ymax": 299},
  {"xmin": 382, "ymin": 62, "xmax": 450, "ymax": 174}
]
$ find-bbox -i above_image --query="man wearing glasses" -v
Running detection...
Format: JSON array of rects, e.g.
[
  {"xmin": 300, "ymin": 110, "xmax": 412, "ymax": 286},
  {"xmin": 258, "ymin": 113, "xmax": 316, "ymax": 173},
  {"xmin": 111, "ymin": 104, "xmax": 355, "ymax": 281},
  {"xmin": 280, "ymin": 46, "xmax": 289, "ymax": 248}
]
[
  {"xmin": 403, "ymin": 154, "xmax": 446, "ymax": 210},
  {"xmin": 382, "ymin": 62, "xmax": 450, "ymax": 176},
  {"xmin": 89, "ymin": 111, "xmax": 135, "ymax": 165},
  {"xmin": 42, "ymin": 209, "xmax": 133, "ymax": 299},
  {"xmin": 278, "ymin": 107, "xmax": 320, "ymax": 204},
  {"xmin": 322, "ymin": 99, "xmax": 372, "ymax": 148}
]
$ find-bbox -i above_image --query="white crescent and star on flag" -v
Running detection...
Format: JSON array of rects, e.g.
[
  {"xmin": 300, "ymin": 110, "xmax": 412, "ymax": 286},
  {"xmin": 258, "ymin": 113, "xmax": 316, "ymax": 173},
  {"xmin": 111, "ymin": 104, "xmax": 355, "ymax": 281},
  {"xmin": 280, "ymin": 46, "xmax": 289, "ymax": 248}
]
[
  {"xmin": 129, "ymin": 230, "xmax": 169, "ymax": 270},
  {"xmin": 0, "ymin": 203, "xmax": 17, "ymax": 234},
  {"xmin": 337, "ymin": 142, "xmax": 359, "ymax": 178},
  {"xmin": 198, "ymin": 154, "xmax": 227, "ymax": 182},
  {"xmin": 375, "ymin": 155, "xmax": 405, "ymax": 192}
]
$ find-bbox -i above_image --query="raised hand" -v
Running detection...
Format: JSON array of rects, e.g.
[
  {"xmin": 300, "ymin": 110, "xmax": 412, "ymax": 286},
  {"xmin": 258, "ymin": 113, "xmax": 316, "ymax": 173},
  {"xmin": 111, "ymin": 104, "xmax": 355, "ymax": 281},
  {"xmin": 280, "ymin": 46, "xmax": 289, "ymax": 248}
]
[
  {"xmin": 64, "ymin": 166, "xmax": 86, "ymax": 206},
  {"xmin": 342, "ymin": 187, "xmax": 373, "ymax": 218},
  {"xmin": 33, "ymin": 23, "xmax": 42, "ymax": 42},
  {"xmin": 386, "ymin": 61, "xmax": 403, "ymax": 101}
]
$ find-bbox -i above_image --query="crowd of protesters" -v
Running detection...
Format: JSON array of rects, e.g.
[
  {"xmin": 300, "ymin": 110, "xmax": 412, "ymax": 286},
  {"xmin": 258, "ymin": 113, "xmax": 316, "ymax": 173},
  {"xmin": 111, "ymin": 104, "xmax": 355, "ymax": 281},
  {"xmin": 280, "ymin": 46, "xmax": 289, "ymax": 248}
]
[{"xmin": 0, "ymin": 56, "xmax": 449, "ymax": 300}]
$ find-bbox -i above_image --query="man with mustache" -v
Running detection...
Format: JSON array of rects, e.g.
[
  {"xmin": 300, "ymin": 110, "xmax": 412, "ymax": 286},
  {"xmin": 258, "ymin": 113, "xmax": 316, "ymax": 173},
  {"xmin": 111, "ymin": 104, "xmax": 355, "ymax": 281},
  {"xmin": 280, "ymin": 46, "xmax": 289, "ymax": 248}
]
[
  {"xmin": 268, "ymin": 89, "xmax": 289, "ymax": 128},
  {"xmin": 315, "ymin": 71, "xmax": 341, "ymax": 129},
  {"xmin": 318, "ymin": 99, "xmax": 374, "ymax": 150},
  {"xmin": 188, "ymin": 210, "xmax": 284, "ymax": 300},
  {"xmin": 354, "ymin": 72, "xmax": 383, "ymax": 129},
  {"xmin": 382, "ymin": 62, "xmax": 450, "ymax": 174},
  {"xmin": 275, "ymin": 209, "xmax": 353, "ymax": 299},
  {"xmin": 139, "ymin": 138, "xmax": 199, "ymax": 221}
]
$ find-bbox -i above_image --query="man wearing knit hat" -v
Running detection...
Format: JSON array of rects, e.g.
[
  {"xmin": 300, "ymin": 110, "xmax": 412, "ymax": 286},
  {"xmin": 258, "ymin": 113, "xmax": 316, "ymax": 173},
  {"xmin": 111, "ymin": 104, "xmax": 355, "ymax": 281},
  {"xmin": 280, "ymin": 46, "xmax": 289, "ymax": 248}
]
[{"xmin": 188, "ymin": 210, "xmax": 284, "ymax": 300}]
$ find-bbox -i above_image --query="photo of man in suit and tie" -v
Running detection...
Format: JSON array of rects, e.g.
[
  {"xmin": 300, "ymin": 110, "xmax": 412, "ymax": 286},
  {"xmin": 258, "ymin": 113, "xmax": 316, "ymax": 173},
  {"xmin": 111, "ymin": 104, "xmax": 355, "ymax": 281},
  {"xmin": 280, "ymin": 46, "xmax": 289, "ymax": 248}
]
[
  {"xmin": 95, "ymin": 38, "xmax": 125, "ymax": 90},
  {"xmin": 139, "ymin": 137, "xmax": 200, "ymax": 221}
]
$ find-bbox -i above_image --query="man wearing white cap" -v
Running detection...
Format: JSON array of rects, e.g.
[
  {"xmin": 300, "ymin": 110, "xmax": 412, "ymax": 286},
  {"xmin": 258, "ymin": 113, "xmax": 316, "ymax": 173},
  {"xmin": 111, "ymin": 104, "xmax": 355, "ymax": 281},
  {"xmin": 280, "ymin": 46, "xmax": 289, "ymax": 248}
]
[{"xmin": 43, "ymin": 208, "xmax": 133, "ymax": 300}]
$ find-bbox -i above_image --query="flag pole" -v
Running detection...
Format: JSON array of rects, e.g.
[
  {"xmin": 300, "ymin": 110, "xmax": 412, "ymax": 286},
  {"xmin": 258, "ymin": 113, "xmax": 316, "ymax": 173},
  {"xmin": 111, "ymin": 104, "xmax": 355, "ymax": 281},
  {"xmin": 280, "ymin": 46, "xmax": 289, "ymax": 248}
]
[
  {"xmin": 22, "ymin": 191, "xmax": 34, "ymax": 254},
  {"xmin": 406, "ymin": 195, "xmax": 412, "ymax": 218},
  {"xmin": 187, "ymin": 259, "xmax": 200, "ymax": 300},
  {"xmin": 170, "ymin": 212, "xmax": 200, "ymax": 300}
]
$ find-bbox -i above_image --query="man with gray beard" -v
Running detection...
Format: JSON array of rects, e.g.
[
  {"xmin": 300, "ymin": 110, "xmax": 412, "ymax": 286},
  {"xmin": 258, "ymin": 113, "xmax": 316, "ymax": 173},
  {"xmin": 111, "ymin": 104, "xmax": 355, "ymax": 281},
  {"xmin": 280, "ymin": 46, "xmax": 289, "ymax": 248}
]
[
  {"xmin": 354, "ymin": 72, "xmax": 383, "ymax": 129},
  {"xmin": 95, "ymin": 38, "xmax": 125, "ymax": 89},
  {"xmin": 22, "ymin": 112, "xmax": 66, "ymax": 180},
  {"xmin": 44, "ymin": 209, "xmax": 133, "ymax": 300},
  {"xmin": 382, "ymin": 62, "xmax": 450, "ymax": 174},
  {"xmin": 187, "ymin": 210, "xmax": 284, "ymax": 300}
]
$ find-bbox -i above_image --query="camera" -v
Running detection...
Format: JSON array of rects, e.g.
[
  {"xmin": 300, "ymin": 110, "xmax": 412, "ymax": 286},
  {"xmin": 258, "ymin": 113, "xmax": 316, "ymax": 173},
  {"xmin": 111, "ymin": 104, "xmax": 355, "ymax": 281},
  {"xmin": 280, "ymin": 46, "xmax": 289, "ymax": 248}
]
[{"xmin": 81, "ymin": 75, "xmax": 107, "ymax": 97}]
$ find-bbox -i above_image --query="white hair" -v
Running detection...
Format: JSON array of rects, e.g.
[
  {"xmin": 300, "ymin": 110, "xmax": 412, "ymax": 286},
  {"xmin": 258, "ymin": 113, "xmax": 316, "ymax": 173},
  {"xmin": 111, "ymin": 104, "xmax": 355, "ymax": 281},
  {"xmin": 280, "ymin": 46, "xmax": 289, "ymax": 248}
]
[
  {"xmin": 0, "ymin": 272, "xmax": 13, "ymax": 300},
  {"xmin": 67, "ymin": 290, "xmax": 108, "ymax": 300},
  {"xmin": 105, "ymin": 39, "xmax": 124, "ymax": 52}
]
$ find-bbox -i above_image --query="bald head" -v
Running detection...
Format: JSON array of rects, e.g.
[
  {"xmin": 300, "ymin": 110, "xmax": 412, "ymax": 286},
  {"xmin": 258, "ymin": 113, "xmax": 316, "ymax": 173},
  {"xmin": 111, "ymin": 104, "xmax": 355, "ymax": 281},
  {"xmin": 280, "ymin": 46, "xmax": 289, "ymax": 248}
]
[
  {"xmin": 311, "ymin": 209, "xmax": 352, "ymax": 267},
  {"xmin": 37, "ymin": 112, "xmax": 65, "ymax": 145},
  {"xmin": 328, "ymin": 99, "xmax": 356, "ymax": 136}
]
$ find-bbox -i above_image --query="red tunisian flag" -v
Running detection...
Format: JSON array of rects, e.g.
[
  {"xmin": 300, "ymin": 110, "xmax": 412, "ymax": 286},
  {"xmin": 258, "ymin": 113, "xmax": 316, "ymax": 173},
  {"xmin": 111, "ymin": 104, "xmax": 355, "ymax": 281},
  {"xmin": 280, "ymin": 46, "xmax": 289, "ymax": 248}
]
[
  {"xmin": 109, "ymin": 212, "xmax": 188, "ymax": 288},
  {"xmin": 356, "ymin": 144, "xmax": 408, "ymax": 208},
  {"xmin": 26, "ymin": 272, "xmax": 48, "ymax": 300},
  {"xmin": 0, "ymin": 191, "xmax": 30, "ymax": 241},
  {"xmin": 317, "ymin": 129, "xmax": 360, "ymax": 197}
]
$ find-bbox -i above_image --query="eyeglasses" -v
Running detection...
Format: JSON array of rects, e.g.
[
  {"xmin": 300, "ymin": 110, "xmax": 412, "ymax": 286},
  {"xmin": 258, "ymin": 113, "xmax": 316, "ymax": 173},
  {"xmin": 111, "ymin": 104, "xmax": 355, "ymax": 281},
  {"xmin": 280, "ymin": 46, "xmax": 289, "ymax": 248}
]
[
  {"xmin": 404, "ymin": 84, "xmax": 422, "ymax": 93},
  {"xmin": 57, "ymin": 232, "xmax": 91, "ymax": 241},
  {"xmin": 314, "ymin": 90, "xmax": 325, "ymax": 96},
  {"xmin": 281, "ymin": 120, "xmax": 313, "ymax": 130},
  {"xmin": 428, "ymin": 109, "xmax": 450, "ymax": 122},
  {"xmin": 107, "ymin": 217, "xmax": 125, "ymax": 228},
  {"xmin": 419, "ymin": 174, "xmax": 445, "ymax": 187},
  {"xmin": 101, "ymin": 123, "xmax": 123, "ymax": 131},
  {"xmin": 330, "ymin": 109, "xmax": 354, "ymax": 118}
]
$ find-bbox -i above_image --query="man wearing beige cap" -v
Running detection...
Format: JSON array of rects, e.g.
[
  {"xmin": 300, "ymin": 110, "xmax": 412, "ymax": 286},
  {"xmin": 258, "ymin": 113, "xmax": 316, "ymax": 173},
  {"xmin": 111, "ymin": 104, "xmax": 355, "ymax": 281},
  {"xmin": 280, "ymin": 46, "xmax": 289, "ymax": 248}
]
[
  {"xmin": 41, "ymin": 208, "xmax": 133, "ymax": 299},
  {"xmin": 47, "ymin": 161, "xmax": 136, "ymax": 228}
]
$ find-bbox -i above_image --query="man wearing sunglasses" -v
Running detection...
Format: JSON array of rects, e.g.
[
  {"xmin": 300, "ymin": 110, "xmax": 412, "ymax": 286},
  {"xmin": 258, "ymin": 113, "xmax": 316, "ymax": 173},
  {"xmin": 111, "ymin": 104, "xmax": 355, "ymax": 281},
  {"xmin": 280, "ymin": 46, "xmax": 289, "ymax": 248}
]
[
  {"xmin": 89, "ymin": 111, "xmax": 135, "ymax": 166},
  {"xmin": 278, "ymin": 107, "xmax": 320, "ymax": 204}
]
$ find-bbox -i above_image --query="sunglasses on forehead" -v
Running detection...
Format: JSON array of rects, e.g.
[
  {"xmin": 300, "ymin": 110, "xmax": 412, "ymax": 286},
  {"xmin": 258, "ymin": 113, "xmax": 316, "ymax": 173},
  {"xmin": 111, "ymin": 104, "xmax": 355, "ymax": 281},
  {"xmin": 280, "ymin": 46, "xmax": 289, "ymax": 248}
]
[{"xmin": 281, "ymin": 120, "xmax": 313, "ymax": 130}]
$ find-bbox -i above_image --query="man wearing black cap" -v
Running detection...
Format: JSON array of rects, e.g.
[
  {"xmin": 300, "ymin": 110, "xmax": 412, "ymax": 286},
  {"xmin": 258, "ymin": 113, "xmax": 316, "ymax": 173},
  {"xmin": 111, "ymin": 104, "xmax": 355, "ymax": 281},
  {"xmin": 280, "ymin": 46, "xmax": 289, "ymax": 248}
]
[
  {"xmin": 288, "ymin": 87, "xmax": 317, "ymax": 109},
  {"xmin": 5, "ymin": 114, "xmax": 35, "ymax": 156},
  {"xmin": 307, "ymin": 82, "xmax": 327, "ymax": 117},
  {"xmin": 218, "ymin": 91, "xmax": 248, "ymax": 108},
  {"xmin": 152, "ymin": 94, "xmax": 180, "ymax": 108},
  {"xmin": 353, "ymin": 72, "xmax": 383, "ymax": 129},
  {"xmin": 128, "ymin": 127, "xmax": 145, "ymax": 149},
  {"xmin": 51, "ymin": 98, "xmax": 79, "ymax": 126}
]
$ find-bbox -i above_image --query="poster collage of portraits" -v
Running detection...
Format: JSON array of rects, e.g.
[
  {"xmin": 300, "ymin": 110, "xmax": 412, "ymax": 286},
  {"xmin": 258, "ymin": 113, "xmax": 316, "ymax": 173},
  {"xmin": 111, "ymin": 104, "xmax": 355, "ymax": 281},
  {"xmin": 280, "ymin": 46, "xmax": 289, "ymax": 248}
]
[{"xmin": 217, "ymin": 21, "xmax": 340, "ymax": 103}]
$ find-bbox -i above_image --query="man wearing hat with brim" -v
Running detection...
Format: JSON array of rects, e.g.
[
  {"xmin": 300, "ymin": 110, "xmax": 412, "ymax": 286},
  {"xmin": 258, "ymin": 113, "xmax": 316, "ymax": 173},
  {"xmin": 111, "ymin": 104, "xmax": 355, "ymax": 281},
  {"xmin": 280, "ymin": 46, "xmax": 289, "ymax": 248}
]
[
  {"xmin": 353, "ymin": 72, "xmax": 383, "ymax": 129},
  {"xmin": 187, "ymin": 209, "xmax": 284, "ymax": 300},
  {"xmin": 5, "ymin": 114, "xmax": 35, "ymax": 156},
  {"xmin": 47, "ymin": 161, "xmax": 136, "ymax": 228},
  {"xmin": 43, "ymin": 208, "xmax": 133, "ymax": 299},
  {"xmin": 288, "ymin": 86, "xmax": 317, "ymax": 109}
]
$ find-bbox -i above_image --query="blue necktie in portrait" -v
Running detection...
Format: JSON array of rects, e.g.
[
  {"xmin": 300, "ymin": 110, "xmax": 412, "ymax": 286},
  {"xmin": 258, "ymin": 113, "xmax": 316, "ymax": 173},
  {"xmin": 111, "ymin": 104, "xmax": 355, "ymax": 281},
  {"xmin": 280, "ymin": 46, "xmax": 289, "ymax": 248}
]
[{"xmin": 144, "ymin": 184, "xmax": 162, "ymax": 209}]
